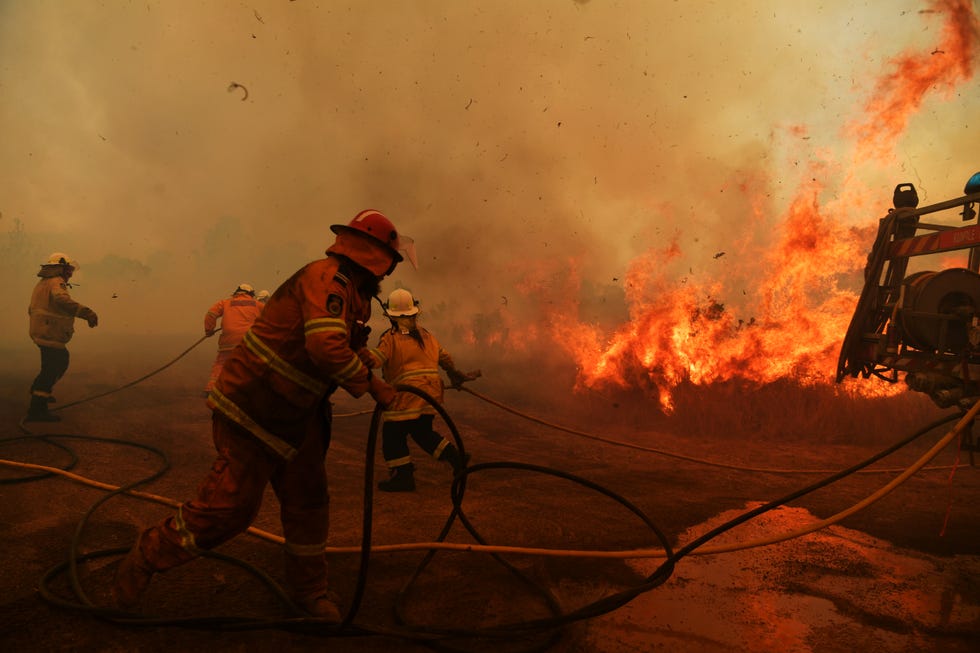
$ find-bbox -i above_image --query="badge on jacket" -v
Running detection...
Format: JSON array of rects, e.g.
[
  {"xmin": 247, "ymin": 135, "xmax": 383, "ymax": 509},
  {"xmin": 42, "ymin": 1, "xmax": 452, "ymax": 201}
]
[{"xmin": 326, "ymin": 293, "xmax": 344, "ymax": 316}]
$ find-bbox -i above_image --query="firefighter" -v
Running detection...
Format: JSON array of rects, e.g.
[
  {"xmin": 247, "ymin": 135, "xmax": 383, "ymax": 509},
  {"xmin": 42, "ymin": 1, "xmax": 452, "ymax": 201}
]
[
  {"xmin": 255, "ymin": 289, "xmax": 271, "ymax": 308},
  {"xmin": 26, "ymin": 252, "xmax": 98, "ymax": 422},
  {"xmin": 360, "ymin": 288, "xmax": 479, "ymax": 492},
  {"xmin": 203, "ymin": 283, "xmax": 263, "ymax": 395},
  {"xmin": 112, "ymin": 209, "xmax": 411, "ymax": 621}
]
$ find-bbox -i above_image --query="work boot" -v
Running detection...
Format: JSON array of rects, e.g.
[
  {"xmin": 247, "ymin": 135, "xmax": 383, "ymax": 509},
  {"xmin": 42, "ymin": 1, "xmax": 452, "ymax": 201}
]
[
  {"xmin": 439, "ymin": 444, "xmax": 470, "ymax": 476},
  {"xmin": 296, "ymin": 592, "xmax": 343, "ymax": 621},
  {"xmin": 111, "ymin": 542, "xmax": 157, "ymax": 611},
  {"xmin": 378, "ymin": 463, "xmax": 415, "ymax": 492},
  {"xmin": 24, "ymin": 395, "xmax": 60, "ymax": 423}
]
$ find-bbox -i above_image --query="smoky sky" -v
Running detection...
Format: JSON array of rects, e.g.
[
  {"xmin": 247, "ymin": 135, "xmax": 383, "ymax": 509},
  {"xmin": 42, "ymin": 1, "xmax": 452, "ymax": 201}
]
[{"xmin": 1, "ymin": 1, "xmax": 977, "ymax": 356}]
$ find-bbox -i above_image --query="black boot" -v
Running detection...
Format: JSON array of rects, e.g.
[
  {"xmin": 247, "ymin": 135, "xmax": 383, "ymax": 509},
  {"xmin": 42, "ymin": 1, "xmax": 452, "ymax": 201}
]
[
  {"xmin": 439, "ymin": 444, "xmax": 470, "ymax": 476},
  {"xmin": 25, "ymin": 395, "xmax": 60, "ymax": 423},
  {"xmin": 378, "ymin": 463, "xmax": 415, "ymax": 492}
]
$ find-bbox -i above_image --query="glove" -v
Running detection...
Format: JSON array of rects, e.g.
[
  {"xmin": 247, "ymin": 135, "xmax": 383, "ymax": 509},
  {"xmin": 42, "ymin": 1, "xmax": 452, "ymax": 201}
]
[
  {"xmin": 356, "ymin": 347, "xmax": 375, "ymax": 368},
  {"xmin": 79, "ymin": 307, "xmax": 98, "ymax": 328},
  {"xmin": 447, "ymin": 368, "xmax": 481, "ymax": 388},
  {"xmin": 205, "ymin": 329, "xmax": 216, "ymax": 337},
  {"xmin": 367, "ymin": 374, "xmax": 396, "ymax": 407},
  {"xmin": 446, "ymin": 368, "xmax": 467, "ymax": 387}
]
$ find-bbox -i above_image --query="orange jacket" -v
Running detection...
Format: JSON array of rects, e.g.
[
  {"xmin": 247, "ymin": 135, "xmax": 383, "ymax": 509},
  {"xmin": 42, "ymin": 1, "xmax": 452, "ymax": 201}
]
[
  {"xmin": 364, "ymin": 326, "xmax": 456, "ymax": 422},
  {"xmin": 208, "ymin": 251, "xmax": 375, "ymax": 460},
  {"xmin": 28, "ymin": 268, "xmax": 97, "ymax": 349},
  {"xmin": 205, "ymin": 292, "xmax": 262, "ymax": 351}
]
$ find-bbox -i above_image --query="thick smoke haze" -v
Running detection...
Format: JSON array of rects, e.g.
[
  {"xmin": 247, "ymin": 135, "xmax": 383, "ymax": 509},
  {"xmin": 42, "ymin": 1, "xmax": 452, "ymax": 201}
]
[{"xmin": 1, "ymin": 1, "xmax": 977, "ymax": 381}]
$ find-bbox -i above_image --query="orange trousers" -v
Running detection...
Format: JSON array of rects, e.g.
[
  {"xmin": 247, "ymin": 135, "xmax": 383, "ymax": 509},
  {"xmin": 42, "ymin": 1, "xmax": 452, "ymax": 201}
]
[
  {"xmin": 205, "ymin": 350, "xmax": 234, "ymax": 393},
  {"xmin": 134, "ymin": 410, "xmax": 332, "ymax": 602}
]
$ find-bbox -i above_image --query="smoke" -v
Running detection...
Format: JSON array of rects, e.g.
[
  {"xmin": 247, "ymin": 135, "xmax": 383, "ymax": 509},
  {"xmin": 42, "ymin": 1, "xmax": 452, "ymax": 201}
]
[{"xmin": 1, "ymin": 1, "xmax": 977, "ymax": 385}]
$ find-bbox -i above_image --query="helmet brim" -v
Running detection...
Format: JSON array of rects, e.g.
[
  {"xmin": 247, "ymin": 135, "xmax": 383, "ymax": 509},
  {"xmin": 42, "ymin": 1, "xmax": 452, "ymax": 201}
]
[{"xmin": 386, "ymin": 307, "xmax": 420, "ymax": 317}]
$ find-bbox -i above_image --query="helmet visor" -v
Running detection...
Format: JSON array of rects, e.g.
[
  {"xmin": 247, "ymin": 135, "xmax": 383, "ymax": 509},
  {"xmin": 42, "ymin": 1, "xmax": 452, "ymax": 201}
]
[{"xmin": 398, "ymin": 234, "xmax": 418, "ymax": 269}]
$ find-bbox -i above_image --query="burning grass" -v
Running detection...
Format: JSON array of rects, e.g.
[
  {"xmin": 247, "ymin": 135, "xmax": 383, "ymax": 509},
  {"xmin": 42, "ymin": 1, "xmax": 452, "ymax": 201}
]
[{"xmin": 466, "ymin": 350, "xmax": 949, "ymax": 447}]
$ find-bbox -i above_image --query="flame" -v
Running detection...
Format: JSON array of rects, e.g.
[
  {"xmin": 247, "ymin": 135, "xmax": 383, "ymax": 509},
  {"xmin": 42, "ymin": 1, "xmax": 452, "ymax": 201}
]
[
  {"xmin": 457, "ymin": 2, "xmax": 979, "ymax": 412},
  {"xmin": 848, "ymin": 0, "xmax": 979, "ymax": 162},
  {"xmin": 559, "ymin": 174, "xmax": 879, "ymax": 411}
]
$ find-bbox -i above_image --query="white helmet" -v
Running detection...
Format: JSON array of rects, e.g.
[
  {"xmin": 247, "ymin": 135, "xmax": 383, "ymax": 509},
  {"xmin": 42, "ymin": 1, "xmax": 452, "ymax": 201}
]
[
  {"xmin": 44, "ymin": 252, "xmax": 78, "ymax": 270},
  {"xmin": 385, "ymin": 288, "xmax": 419, "ymax": 317},
  {"xmin": 256, "ymin": 289, "xmax": 270, "ymax": 301},
  {"xmin": 235, "ymin": 283, "xmax": 255, "ymax": 296}
]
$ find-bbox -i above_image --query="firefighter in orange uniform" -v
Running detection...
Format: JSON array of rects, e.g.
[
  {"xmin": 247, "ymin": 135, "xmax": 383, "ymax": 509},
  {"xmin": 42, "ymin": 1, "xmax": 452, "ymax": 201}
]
[
  {"xmin": 361, "ymin": 288, "xmax": 479, "ymax": 491},
  {"xmin": 203, "ymin": 283, "xmax": 262, "ymax": 394},
  {"xmin": 26, "ymin": 253, "xmax": 98, "ymax": 422},
  {"xmin": 113, "ymin": 210, "xmax": 413, "ymax": 620},
  {"xmin": 255, "ymin": 289, "xmax": 271, "ymax": 308}
]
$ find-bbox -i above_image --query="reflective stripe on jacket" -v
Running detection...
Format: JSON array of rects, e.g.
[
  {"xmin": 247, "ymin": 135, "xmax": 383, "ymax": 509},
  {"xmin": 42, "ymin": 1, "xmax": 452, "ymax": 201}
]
[
  {"xmin": 28, "ymin": 273, "xmax": 94, "ymax": 348},
  {"xmin": 208, "ymin": 254, "xmax": 374, "ymax": 459}
]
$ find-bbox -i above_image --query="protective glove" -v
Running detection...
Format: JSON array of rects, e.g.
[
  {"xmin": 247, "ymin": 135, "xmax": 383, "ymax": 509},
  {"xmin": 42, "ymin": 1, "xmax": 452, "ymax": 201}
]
[
  {"xmin": 79, "ymin": 307, "xmax": 98, "ymax": 328},
  {"xmin": 205, "ymin": 329, "xmax": 216, "ymax": 337},
  {"xmin": 447, "ymin": 368, "xmax": 482, "ymax": 388},
  {"xmin": 367, "ymin": 374, "xmax": 396, "ymax": 407}
]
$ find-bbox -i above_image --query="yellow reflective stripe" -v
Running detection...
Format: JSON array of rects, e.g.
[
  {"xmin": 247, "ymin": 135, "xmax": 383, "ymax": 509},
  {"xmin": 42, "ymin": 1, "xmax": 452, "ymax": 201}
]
[
  {"xmin": 174, "ymin": 506, "xmax": 201, "ymax": 553},
  {"xmin": 304, "ymin": 317, "xmax": 347, "ymax": 336},
  {"xmin": 367, "ymin": 347, "xmax": 386, "ymax": 366},
  {"xmin": 206, "ymin": 311, "xmax": 220, "ymax": 318},
  {"xmin": 284, "ymin": 540, "xmax": 327, "ymax": 556},
  {"xmin": 243, "ymin": 331, "xmax": 328, "ymax": 395},
  {"xmin": 433, "ymin": 440, "xmax": 449, "ymax": 459},
  {"xmin": 386, "ymin": 455, "xmax": 412, "ymax": 468},
  {"xmin": 332, "ymin": 356, "xmax": 364, "ymax": 383},
  {"xmin": 383, "ymin": 407, "xmax": 427, "ymax": 421},
  {"xmin": 392, "ymin": 368, "xmax": 439, "ymax": 384},
  {"xmin": 209, "ymin": 388, "xmax": 298, "ymax": 461}
]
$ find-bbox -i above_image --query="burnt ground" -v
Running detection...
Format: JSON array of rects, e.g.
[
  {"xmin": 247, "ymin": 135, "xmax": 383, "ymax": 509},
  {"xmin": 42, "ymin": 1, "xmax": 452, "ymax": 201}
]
[{"xmin": 1, "ymin": 336, "xmax": 978, "ymax": 653}]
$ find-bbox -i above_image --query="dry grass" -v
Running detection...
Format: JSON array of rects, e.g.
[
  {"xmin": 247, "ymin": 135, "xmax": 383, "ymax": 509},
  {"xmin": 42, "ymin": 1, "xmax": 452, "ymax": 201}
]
[{"xmin": 462, "ymin": 350, "xmax": 952, "ymax": 446}]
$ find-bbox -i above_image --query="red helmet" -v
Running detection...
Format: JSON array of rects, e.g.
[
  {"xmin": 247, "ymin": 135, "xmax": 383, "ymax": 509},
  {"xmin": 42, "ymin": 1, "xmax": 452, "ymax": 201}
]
[{"xmin": 331, "ymin": 209, "xmax": 403, "ymax": 262}]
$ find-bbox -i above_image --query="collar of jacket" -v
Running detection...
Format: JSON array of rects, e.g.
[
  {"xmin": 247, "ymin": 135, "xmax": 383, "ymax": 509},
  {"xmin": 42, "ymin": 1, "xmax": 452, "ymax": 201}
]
[{"xmin": 37, "ymin": 265, "xmax": 66, "ymax": 279}]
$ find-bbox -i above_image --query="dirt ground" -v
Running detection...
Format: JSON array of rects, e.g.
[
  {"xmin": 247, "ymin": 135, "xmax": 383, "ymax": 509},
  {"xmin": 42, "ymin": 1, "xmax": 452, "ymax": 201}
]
[{"xmin": 1, "ymin": 337, "xmax": 978, "ymax": 653}]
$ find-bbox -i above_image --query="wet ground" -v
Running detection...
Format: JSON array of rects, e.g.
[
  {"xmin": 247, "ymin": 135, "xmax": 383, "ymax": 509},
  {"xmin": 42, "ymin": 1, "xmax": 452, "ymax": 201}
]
[{"xmin": 1, "ymin": 339, "xmax": 978, "ymax": 652}]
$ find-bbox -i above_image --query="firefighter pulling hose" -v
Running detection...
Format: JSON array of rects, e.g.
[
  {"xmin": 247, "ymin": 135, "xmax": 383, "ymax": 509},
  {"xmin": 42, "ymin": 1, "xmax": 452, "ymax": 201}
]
[
  {"xmin": 25, "ymin": 253, "xmax": 99, "ymax": 423},
  {"xmin": 112, "ymin": 209, "xmax": 416, "ymax": 621}
]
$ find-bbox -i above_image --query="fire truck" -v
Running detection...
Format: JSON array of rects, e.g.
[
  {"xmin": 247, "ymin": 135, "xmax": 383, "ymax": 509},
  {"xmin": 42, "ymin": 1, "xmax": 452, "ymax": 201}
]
[{"xmin": 837, "ymin": 171, "xmax": 980, "ymax": 419}]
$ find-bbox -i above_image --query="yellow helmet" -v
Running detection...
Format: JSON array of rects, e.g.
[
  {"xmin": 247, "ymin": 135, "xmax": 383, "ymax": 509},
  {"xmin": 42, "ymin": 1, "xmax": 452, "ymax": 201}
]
[
  {"xmin": 43, "ymin": 252, "xmax": 78, "ymax": 270},
  {"xmin": 385, "ymin": 288, "xmax": 420, "ymax": 317}
]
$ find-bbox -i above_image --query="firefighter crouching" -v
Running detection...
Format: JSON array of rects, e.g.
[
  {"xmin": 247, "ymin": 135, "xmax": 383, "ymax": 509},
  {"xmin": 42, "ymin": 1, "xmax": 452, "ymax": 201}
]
[
  {"xmin": 112, "ymin": 209, "xmax": 413, "ymax": 620},
  {"xmin": 26, "ymin": 252, "xmax": 98, "ymax": 423},
  {"xmin": 203, "ymin": 283, "xmax": 262, "ymax": 395}
]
